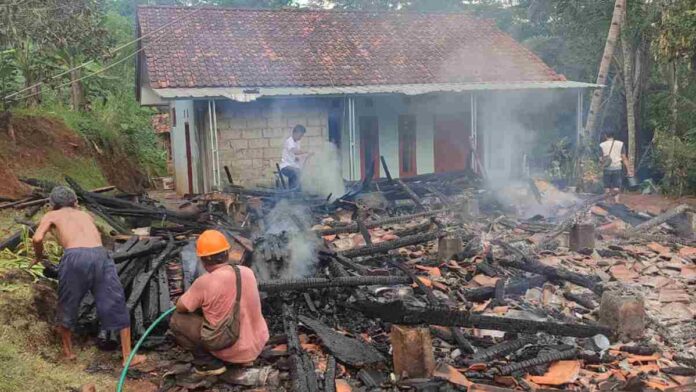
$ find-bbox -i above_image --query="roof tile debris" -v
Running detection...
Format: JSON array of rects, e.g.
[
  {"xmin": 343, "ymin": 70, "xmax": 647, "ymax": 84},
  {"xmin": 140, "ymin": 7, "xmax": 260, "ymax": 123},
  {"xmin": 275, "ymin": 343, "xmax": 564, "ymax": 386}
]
[{"xmin": 137, "ymin": 6, "xmax": 566, "ymax": 89}]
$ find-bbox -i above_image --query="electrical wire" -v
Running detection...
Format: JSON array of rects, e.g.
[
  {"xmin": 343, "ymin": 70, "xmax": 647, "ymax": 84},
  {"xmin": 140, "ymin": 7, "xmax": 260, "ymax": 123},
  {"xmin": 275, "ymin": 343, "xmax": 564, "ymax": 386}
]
[{"xmin": 2, "ymin": 4, "xmax": 205, "ymax": 102}]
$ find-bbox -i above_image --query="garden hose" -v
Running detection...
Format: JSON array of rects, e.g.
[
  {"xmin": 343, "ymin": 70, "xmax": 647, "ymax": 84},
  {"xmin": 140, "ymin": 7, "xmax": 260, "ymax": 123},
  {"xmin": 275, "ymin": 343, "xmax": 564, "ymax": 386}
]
[{"xmin": 116, "ymin": 306, "xmax": 176, "ymax": 392}]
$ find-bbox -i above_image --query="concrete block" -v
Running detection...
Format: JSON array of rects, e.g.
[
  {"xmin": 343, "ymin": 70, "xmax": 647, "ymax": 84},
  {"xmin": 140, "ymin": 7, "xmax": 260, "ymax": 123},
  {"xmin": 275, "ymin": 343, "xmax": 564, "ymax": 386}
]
[
  {"xmin": 267, "ymin": 116, "xmax": 287, "ymax": 128},
  {"xmin": 286, "ymin": 116, "xmax": 307, "ymax": 127},
  {"xmin": 252, "ymin": 159, "xmax": 267, "ymax": 169},
  {"xmin": 242, "ymin": 130, "xmax": 262, "ymax": 139},
  {"xmin": 667, "ymin": 211, "xmax": 694, "ymax": 238},
  {"xmin": 248, "ymin": 138, "xmax": 269, "ymax": 148},
  {"xmin": 269, "ymin": 137, "xmax": 285, "ymax": 148},
  {"xmin": 438, "ymin": 236, "xmax": 462, "ymax": 261},
  {"xmin": 570, "ymin": 223, "xmax": 595, "ymax": 251},
  {"xmin": 599, "ymin": 291, "xmax": 645, "ymax": 342},
  {"xmin": 221, "ymin": 129, "xmax": 244, "ymax": 141},
  {"xmin": 391, "ymin": 325, "xmax": 435, "ymax": 379},
  {"xmin": 228, "ymin": 139, "xmax": 248, "ymax": 149},
  {"xmin": 246, "ymin": 118, "xmax": 268, "ymax": 129},
  {"xmin": 230, "ymin": 119, "xmax": 247, "ymax": 130},
  {"xmin": 236, "ymin": 159, "xmax": 253, "ymax": 169},
  {"xmin": 307, "ymin": 115, "xmax": 327, "ymax": 127},
  {"xmin": 462, "ymin": 198, "xmax": 479, "ymax": 217},
  {"xmin": 305, "ymin": 126, "xmax": 323, "ymax": 137},
  {"xmin": 262, "ymin": 127, "xmax": 288, "ymax": 139},
  {"xmin": 263, "ymin": 147, "xmax": 281, "ymax": 159},
  {"xmin": 247, "ymin": 149, "xmax": 264, "ymax": 159}
]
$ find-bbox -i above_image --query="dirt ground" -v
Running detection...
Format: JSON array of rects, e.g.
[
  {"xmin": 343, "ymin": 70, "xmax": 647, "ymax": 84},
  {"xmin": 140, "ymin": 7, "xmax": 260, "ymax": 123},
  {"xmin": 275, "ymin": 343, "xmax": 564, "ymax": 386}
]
[{"xmin": 0, "ymin": 115, "xmax": 147, "ymax": 199}]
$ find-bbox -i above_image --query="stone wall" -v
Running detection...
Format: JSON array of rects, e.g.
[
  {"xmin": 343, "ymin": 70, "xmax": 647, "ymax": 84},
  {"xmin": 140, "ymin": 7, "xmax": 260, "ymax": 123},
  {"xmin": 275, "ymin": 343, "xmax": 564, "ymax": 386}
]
[{"xmin": 215, "ymin": 98, "xmax": 330, "ymax": 186}]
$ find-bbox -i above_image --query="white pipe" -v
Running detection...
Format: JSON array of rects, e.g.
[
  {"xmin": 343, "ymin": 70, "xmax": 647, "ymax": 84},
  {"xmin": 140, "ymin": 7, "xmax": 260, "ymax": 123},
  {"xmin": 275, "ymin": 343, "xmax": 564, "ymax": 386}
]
[
  {"xmin": 212, "ymin": 99, "xmax": 221, "ymax": 189},
  {"xmin": 207, "ymin": 100, "xmax": 214, "ymax": 192},
  {"xmin": 347, "ymin": 97, "xmax": 357, "ymax": 181},
  {"xmin": 576, "ymin": 89, "xmax": 584, "ymax": 145}
]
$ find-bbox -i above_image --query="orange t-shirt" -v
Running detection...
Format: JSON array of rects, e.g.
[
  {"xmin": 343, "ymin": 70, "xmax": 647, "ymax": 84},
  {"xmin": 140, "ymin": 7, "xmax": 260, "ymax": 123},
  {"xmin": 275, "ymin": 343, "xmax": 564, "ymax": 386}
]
[{"xmin": 179, "ymin": 264, "xmax": 269, "ymax": 363}]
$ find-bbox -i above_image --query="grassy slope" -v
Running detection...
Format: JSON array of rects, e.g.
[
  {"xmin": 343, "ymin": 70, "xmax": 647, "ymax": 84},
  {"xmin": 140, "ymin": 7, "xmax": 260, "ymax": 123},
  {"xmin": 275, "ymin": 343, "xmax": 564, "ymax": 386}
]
[{"xmin": 0, "ymin": 284, "xmax": 115, "ymax": 392}]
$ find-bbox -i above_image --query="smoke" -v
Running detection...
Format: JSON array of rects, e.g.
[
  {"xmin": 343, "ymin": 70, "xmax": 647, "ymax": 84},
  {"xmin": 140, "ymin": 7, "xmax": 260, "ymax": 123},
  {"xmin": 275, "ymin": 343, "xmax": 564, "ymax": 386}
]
[
  {"xmin": 252, "ymin": 199, "xmax": 320, "ymax": 280},
  {"xmin": 300, "ymin": 140, "xmax": 345, "ymax": 200}
]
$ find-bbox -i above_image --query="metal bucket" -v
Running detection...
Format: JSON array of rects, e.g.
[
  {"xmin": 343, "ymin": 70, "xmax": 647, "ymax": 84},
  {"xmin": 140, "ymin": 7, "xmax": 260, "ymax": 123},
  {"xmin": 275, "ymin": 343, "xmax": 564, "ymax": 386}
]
[{"xmin": 626, "ymin": 176, "xmax": 639, "ymax": 189}]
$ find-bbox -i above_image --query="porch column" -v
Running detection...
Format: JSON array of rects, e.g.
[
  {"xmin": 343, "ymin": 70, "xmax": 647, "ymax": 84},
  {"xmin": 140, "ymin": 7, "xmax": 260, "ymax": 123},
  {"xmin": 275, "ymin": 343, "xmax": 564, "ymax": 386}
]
[
  {"xmin": 470, "ymin": 93, "xmax": 478, "ymax": 172},
  {"xmin": 347, "ymin": 96, "xmax": 358, "ymax": 181},
  {"xmin": 576, "ymin": 89, "xmax": 584, "ymax": 145},
  {"xmin": 207, "ymin": 99, "xmax": 222, "ymax": 190}
]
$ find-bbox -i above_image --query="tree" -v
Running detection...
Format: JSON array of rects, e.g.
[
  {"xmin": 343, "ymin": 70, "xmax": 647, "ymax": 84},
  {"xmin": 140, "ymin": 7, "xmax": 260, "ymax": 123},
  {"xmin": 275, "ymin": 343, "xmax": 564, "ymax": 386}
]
[{"xmin": 583, "ymin": 0, "xmax": 626, "ymax": 140}]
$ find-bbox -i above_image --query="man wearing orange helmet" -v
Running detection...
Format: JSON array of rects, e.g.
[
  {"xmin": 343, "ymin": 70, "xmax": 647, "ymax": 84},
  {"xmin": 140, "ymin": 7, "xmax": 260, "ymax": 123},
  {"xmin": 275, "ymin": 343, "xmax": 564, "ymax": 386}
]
[{"xmin": 169, "ymin": 230, "xmax": 268, "ymax": 375}]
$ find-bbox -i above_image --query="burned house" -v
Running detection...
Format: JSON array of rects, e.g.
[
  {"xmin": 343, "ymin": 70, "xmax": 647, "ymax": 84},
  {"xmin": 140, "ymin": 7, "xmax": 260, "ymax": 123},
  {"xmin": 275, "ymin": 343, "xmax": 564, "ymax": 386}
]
[{"xmin": 136, "ymin": 6, "xmax": 597, "ymax": 194}]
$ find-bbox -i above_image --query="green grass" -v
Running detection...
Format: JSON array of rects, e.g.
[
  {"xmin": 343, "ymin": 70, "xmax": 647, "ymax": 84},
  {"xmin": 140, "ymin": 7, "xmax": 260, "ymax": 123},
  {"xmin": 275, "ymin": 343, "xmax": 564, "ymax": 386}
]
[
  {"xmin": 0, "ymin": 285, "xmax": 115, "ymax": 392},
  {"xmin": 16, "ymin": 153, "xmax": 108, "ymax": 190}
]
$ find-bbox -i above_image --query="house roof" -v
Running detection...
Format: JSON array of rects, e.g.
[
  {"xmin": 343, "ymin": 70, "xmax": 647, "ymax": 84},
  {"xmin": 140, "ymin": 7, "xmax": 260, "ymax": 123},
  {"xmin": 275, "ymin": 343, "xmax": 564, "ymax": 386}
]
[{"xmin": 137, "ymin": 6, "xmax": 569, "ymax": 91}]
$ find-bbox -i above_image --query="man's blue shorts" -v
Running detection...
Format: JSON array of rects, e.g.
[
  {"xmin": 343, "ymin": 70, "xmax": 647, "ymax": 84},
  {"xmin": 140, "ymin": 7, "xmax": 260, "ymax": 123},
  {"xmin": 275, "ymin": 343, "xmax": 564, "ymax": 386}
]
[{"xmin": 57, "ymin": 247, "xmax": 130, "ymax": 331}]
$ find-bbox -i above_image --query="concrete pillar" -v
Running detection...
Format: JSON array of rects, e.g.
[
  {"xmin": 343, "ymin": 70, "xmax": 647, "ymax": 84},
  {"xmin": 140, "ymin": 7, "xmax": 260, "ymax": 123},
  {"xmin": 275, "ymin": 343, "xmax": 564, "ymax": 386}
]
[
  {"xmin": 569, "ymin": 223, "xmax": 595, "ymax": 251},
  {"xmin": 438, "ymin": 236, "xmax": 462, "ymax": 261},
  {"xmin": 599, "ymin": 291, "xmax": 646, "ymax": 342},
  {"xmin": 390, "ymin": 325, "xmax": 435, "ymax": 379}
]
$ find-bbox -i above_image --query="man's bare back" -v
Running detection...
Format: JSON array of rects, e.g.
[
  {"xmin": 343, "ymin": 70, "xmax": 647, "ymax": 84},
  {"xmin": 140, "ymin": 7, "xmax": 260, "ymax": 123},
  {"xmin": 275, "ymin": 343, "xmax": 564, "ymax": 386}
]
[{"xmin": 34, "ymin": 207, "xmax": 102, "ymax": 249}]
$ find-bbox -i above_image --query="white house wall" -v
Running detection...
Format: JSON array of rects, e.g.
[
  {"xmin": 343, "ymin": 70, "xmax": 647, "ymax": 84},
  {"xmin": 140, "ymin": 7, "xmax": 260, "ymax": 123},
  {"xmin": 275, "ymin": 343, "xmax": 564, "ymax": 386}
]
[
  {"xmin": 352, "ymin": 94, "xmax": 472, "ymax": 179},
  {"xmin": 170, "ymin": 100, "xmax": 201, "ymax": 194}
]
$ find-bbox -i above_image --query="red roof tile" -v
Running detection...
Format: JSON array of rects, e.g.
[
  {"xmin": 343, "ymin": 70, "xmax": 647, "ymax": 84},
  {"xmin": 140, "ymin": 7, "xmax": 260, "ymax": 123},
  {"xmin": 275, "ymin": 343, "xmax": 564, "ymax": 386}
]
[{"xmin": 137, "ymin": 6, "xmax": 566, "ymax": 89}]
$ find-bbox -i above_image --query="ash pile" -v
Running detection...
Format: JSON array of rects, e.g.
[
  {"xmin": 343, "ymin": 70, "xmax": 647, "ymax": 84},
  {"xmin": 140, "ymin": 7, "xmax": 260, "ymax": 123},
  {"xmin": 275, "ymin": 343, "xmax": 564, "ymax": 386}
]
[{"xmin": 2, "ymin": 170, "xmax": 695, "ymax": 391}]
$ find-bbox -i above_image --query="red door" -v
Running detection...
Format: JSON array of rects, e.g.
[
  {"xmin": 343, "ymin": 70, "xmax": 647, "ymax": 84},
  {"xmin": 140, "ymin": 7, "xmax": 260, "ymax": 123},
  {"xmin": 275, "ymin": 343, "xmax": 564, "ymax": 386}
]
[
  {"xmin": 434, "ymin": 116, "xmax": 470, "ymax": 173},
  {"xmin": 359, "ymin": 116, "xmax": 380, "ymax": 179},
  {"xmin": 398, "ymin": 115, "xmax": 417, "ymax": 177}
]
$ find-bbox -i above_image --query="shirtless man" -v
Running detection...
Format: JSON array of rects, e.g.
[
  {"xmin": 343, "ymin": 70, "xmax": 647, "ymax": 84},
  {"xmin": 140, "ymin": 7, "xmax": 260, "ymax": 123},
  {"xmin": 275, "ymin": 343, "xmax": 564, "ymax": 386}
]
[{"xmin": 29, "ymin": 186, "xmax": 146, "ymax": 366}]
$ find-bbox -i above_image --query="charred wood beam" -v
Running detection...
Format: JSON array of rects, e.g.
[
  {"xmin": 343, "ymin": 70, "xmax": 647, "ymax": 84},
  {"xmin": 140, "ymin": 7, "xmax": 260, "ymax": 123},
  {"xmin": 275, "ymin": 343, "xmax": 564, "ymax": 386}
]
[
  {"xmin": 462, "ymin": 275, "xmax": 547, "ymax": 302},
  {"xmin": 539, "ymin": 193, "xmax": 612, "ymax": 246},
  {"xmin": 467, "ymin": 336, "xmax": 533, "ymax": 365},
  {"xmin": 395, "ymin": 179, "xmax": 426, "ymax": 211},
  {"xmin": 628, "ymin": 204, "xmax": 692, "ymax": 233},
  {"xmin": 112, "ymin": 239, "xmax": 167, "ymax": 262},
  {"xmin": 339, "ymin": 231, "xmax": 440, "ymax": 258},
  {"xmin": 392, "ymin": 221, "xmax": 435, "ymax": 238},
  {"xmin": 316, "ymin": 208, "xmax": 453, "ymax": 236},
  {"xmin": 0, "ymin": 224, "xmax": 36, "ymax": 252},
  {"xmin": 258, "ymin": 275, "xmax": 412, "ymax": 293},
  {"xmin": 65, "ymin": 177, "xmax": 129, "ymax": 234},
  {"xmin": 379, "ymin": 156, "xmax": 393, "ymax": 182},
  {"xmin": 494, "ymin": 349, "xmax": 578, "ymax": 376},
  {"xmin": 125, "ymin": 240, "xmax": 176, "ymax": 311},
  {"xmin": 498, "ymin": 258, "xmax": 603, "ymax": 295},
  {"xmin": 283, "ymin": 304, "xmax": 320, "ymax": 392},
  {"xmin": 324, "ymin": 356, "xmax": 337, "ymax": 392},
  {"xmin": 352, "ymin": 300, "xmax": 612, "ymax": 337}
]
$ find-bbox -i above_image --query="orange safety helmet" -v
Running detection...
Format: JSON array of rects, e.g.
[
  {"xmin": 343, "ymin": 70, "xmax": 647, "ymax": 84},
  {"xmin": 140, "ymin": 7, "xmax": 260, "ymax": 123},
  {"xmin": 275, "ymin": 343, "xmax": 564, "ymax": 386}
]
[{"xmin": 196, "ymin": 230, "xmax": 231, "ymax": 257}]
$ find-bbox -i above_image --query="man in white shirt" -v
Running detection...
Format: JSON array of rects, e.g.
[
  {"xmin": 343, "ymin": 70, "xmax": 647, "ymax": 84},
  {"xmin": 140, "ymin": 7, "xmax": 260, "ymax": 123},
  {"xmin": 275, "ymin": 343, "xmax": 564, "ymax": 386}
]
[
  {"xmin": 279, "ymin": 125, "xmax": 312, "ymax": 189},
  {"xmin": 599, "ymin": 131, "xmax": 633, "ymax": 202}
]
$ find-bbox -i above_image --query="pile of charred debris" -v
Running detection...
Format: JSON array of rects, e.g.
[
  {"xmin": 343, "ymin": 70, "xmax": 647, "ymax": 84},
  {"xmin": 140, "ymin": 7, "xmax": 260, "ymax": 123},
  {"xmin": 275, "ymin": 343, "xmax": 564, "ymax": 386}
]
[{"xmin": 1, "ymin": 167, "xmax": 695, "ymax": 392}]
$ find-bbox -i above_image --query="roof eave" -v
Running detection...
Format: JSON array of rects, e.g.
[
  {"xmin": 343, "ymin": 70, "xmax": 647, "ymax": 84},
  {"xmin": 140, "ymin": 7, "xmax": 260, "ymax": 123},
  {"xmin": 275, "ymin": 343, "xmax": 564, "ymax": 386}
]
[{"xmin": 152, "ymin": 81, "xmax": 602, "ymax": 101}]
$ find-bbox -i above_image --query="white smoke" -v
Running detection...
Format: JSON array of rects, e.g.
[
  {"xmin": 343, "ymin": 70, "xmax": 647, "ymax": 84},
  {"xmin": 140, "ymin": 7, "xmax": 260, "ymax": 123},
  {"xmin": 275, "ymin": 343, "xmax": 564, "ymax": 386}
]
[
  {"xmin": 300, "ymin": 140, "xmax": 345, "ymax": 200},
  {"xmin": 253, "ymin": 199, "xmax": 320, "ymax": 280}
]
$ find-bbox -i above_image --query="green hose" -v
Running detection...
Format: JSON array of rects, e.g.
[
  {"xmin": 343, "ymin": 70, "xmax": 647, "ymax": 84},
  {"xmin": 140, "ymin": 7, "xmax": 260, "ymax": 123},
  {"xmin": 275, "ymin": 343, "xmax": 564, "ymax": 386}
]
[{"xmin": 117, "ymin": 306, "xmax": 176, "ymax": 392}]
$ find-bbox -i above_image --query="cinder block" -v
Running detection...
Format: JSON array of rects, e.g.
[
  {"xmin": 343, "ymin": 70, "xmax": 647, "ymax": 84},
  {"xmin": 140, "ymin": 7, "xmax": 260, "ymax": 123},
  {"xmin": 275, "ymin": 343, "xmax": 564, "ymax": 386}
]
[
  {"xmin": 267, "ymin": 116, "xmax": 287, "ymax": 128},
  {"xmin": 262, "ymin": 128, "xmax": 288, "ymax": 139},
  {"xmin": 269, "ymin": 137, "xmax": 285, "ymax": 148},
  {"xmin": 252, "ymin": 159, "xmax": 266, "ymax": 169},
  {"xmin": 221, "ymin": 129, "xmax": 244, "ymax": 141},
  {"xmin": 248, "ymin": 138, "xmax": 269, "ymax": 148},
  {"xmin": 599, "ymin": 291, "xmax": 645, "ymax": 342},
  {"xmin": 570, "ymin": 223, "xmax": 595, "ymax": 251},
  {"xmin": 304, "ymin": 126, "xmax": 323, "ymax": 137},
  {"xmin": 230, "ymin": 119, "xmax": 247, "ymax": 130},
  {"xmin": 247, "ymin": 149, "xmax": 264, "ymax": 159},
  {"xmin": 228, "ymin": 139, "xmax": 248, "ymax": 149},
  {"xmin": 246, "ymin": 118, "xmax": 268, "ymax": 129},
  {"xmin": 236, "ymin": 159, "xmax": 253, "ymax": 169},
  {"xmin": 241, "ymin": 130, "xmax": 262, "ymax": 139},
  {"xmin": 391, "ymin": 325, "xmax": 435, "ymax": 379},
  {"xmin": 286, "ymin": 116, "xmax": 307, "ymax": 127},
  {"xmin": 263, "ymin": 147, "xmax": 281, "ymax": 159},
  {"xmin": 438, "ymin": 236, "xmax": 462, "ymax": 261},
  {"xmin": 307, "ymin": 115, "xmax": 327, "ymax": 127}
]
